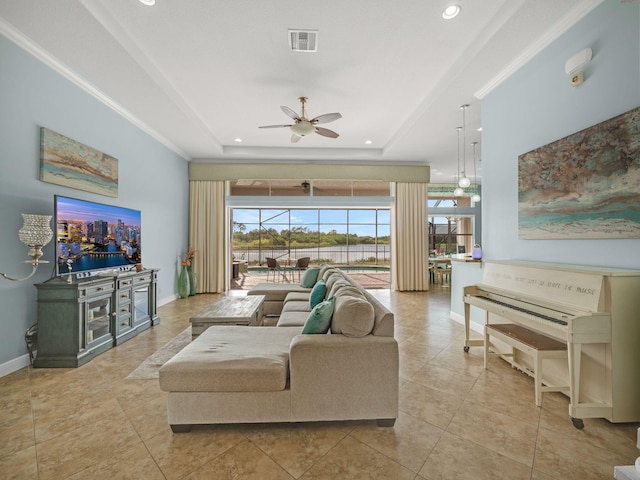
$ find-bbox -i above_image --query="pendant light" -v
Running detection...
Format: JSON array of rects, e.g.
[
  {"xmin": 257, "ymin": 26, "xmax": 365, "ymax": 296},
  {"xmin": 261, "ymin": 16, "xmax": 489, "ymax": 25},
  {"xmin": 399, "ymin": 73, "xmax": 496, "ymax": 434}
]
[
  {"xmin": 453, "ymin": 126, "xmax": 464, "ymax": 196},
  {"xmin": 458, "ymin": 104, "xmax": 471, "ymax": 189},
  {"xmin": 471, "ymin": 141, "xmax": 481, "ymax": 202}
]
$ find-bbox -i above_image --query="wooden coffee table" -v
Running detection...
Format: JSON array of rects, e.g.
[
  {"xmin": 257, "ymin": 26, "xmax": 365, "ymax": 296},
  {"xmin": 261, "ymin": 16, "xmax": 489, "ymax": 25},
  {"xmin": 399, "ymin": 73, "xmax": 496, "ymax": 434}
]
[{"xmin": 190, "ymin": 295, "xmax": 265, "ymax": 339}]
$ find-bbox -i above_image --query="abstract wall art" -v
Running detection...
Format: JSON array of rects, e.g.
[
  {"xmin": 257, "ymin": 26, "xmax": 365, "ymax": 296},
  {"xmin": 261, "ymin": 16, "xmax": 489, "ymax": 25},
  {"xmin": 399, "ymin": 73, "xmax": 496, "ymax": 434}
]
[
  {"xmin": 40, "ymin": 127, "xmax": 118, "ymax": 197},
  {"xmin": 518, "ymin": 106, "xmax": 640, "ymax": 239}
]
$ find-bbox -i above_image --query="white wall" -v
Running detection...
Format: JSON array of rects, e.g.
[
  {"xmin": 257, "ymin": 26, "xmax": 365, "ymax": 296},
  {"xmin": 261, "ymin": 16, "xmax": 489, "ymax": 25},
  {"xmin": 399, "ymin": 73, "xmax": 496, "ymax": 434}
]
[
  {"xmin": 0, "ymin": 34, "xmax": 190, "ymax": 371},
  {"xmin": 481, "ymin": 0, "xmax": 640, "ymax": 269}
]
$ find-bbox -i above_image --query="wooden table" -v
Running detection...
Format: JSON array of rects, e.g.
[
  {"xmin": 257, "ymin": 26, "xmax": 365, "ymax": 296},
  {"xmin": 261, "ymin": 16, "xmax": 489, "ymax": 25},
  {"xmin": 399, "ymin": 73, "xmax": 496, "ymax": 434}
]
[{"xmin": 190, "ymin": 295, "xmax": 265, "ymax": 339}]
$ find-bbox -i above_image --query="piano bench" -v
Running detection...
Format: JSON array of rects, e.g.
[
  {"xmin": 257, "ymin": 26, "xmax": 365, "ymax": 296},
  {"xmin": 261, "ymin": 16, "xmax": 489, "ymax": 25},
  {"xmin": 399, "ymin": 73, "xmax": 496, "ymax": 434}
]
[{"xmin": 484, "ymin": 323, "xmax": 570, "ymax": 407}]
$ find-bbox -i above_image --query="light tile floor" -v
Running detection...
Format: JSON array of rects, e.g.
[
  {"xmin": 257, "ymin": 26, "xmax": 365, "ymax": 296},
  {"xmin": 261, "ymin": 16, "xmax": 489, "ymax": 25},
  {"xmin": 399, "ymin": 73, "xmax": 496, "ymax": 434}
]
[{"xmin": 1, "ymin": 284, "xmax": 638, "ymax": 479}]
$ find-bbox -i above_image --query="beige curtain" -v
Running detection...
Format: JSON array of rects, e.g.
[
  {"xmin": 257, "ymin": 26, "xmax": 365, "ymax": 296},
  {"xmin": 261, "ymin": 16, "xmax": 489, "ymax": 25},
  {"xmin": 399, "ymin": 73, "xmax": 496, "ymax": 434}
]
[
  {"xmin": 189, "ymin": 181, "xmax": 226, "ymax": 293},
  {"xmin": 392, "ymin": 182, "xmax": 429, "ymax": 291}
]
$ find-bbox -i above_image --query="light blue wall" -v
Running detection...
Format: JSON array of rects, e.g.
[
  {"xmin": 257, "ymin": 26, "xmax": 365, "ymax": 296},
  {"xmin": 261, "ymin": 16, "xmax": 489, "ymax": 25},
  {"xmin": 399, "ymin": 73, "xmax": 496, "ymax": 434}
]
[
  {"xmin": 0, "ymin": 34, "xmax": 189, "ymax": 370},
  {"xmin": 482, "ymin": 0, "xmax": 640, "ymax": 269}
]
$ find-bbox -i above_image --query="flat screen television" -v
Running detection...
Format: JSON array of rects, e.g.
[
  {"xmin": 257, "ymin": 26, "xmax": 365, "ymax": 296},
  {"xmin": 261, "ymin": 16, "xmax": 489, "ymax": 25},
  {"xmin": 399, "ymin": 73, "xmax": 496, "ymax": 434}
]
[{"xmin": 54, "ymin": 195, "xmax": 142, "ymax": 277}]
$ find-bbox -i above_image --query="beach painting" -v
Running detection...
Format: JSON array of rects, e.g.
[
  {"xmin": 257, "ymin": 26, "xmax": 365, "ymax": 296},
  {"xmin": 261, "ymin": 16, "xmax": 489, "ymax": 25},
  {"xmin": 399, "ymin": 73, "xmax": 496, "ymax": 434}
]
[
  {"xmin": 518, "ymin": 106, "xmax": 640, "ymax": 239},
  {"xmin": 40, "ymin": 128, "xmax": 118, "ymax": 197}
]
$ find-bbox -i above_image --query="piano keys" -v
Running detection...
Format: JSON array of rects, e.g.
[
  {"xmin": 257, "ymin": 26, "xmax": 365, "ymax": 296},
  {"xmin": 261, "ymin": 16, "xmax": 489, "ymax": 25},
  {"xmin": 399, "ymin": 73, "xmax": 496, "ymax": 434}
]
[{"xmin": 462, "ymin": 260, "xmax": 640, "ymax": 426}]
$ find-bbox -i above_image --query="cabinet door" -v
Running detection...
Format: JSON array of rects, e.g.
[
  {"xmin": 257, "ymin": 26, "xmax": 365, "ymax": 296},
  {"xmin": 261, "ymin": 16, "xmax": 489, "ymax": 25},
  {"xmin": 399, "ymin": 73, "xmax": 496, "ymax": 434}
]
[
  {"xmin": 84, "ymin": 293, "xmax": 112, "ymax": 348},
  {"xmin": 133, "ymin": 285, "xmax": 150, "ymax": 326}
]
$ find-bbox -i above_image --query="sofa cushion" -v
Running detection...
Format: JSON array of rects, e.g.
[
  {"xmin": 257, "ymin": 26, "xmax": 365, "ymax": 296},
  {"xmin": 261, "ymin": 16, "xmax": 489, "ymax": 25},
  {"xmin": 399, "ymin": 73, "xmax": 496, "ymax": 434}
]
[
  {"xmin": 282, "ymin": 300, "xmax": 311, "ymax": 313},
  {"xmin": 158, "ymin": 326, "xmax": 301, "ymax": 392},
  {"xmin": 249, "ymin": 283, "xmax": 311, "ymax": 303},
  {"xmin": 322, "ymin": 268, "xmax": 341, "ymax": 282},
  {"xmin": 318, "ymin": 264, "xmax": 334, "ymax": 280},
  {"xmin": 333, "ymin": 285, "xmax": 366, "ymax": 299},
  {"xmin": 300, "ymin": 267, "xmax": 321, "ymax": 288},
  {"xmin": 277, "ymin": 310, "xmax": 309, "ymax": 327},
  {"xmin": 328, "ymin": 279, "xmax": 351, "ymax": 298},
  {"xmin": 325, "ymin": 271, "xmax": 345, "ymax": 292},
  {"xmin": 331, "ymin": 295, "xmax": 375, "ymax": 337},
  {"xmin": 309, "ymin": 279, "xmax": 327, "ymax": 308},
  {"xmin": 301, "ymin": 297, "xmax": 335, "ymax": 334},
  {"xmin": 284, "ymin": 291, "xmax": 310, "ymax": 304}
]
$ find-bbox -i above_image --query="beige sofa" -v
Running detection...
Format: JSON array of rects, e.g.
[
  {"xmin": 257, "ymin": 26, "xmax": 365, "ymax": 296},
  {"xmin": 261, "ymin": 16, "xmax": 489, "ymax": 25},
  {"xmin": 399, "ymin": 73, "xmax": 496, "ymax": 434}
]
[{"xmin": 159, "ymin": 268, "xmax": 398, "ymax": 432}]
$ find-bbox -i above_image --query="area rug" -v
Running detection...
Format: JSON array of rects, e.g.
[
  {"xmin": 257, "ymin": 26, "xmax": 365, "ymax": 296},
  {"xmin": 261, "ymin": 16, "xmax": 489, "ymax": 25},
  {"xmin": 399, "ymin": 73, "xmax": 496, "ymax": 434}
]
[{"xmin": 125, "ymin": 327, "xmax": 191, "ymax": 380}]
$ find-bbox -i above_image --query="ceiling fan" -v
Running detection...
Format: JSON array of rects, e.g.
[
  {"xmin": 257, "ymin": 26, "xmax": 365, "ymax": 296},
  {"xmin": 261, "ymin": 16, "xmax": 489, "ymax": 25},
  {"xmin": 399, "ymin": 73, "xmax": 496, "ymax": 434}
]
[{"xmin": 259, "ymin": 97, "xmax": 342, "ymax": 143}]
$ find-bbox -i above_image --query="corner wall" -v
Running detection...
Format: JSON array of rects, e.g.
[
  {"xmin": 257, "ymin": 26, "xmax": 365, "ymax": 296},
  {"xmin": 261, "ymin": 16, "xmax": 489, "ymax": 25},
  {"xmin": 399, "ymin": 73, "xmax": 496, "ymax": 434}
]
[
  {"xmin": 0, "ymin": 34, "xmax": 189, "ymax": 372},
  {"xmin": 481, "ymin": 0, "xmax": 640, "ymax": 270}
]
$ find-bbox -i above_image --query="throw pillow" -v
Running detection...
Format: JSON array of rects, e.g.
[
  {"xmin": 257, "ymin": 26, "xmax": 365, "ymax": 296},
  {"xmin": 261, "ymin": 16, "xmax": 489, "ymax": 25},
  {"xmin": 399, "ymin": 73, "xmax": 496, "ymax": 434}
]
[
  {"xmin": 309, "ymin": 279, "xmax": 327, "ymax": 308},
  {"xmin": 300, "ymin": 267, "xmax": 320, "ymax": 288},
  {"xmin": 331, "ymin": 295, "xmax": 375, "ymax": 337},
  {"xmin": 301, "ymin": 297, "xmax": 335, "ymax": 334}
]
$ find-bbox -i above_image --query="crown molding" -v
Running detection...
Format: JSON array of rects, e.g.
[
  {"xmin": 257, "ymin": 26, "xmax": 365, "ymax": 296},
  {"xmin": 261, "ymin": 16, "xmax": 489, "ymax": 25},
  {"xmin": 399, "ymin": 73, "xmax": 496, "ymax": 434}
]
[
  {"xmin": 475, "ymin": 0, "xmax": 606, "ymax": 99},
  {"xmin": 0, "ymin": 17, "xmax": 190, "ymax": 160}
]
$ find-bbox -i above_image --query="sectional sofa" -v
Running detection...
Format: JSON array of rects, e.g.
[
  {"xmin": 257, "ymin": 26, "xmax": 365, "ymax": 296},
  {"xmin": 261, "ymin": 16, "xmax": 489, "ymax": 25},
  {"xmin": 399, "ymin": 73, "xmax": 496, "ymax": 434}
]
[{"xmin": 158, "ymin": 267, "xmax": 399, "ymax": 432}]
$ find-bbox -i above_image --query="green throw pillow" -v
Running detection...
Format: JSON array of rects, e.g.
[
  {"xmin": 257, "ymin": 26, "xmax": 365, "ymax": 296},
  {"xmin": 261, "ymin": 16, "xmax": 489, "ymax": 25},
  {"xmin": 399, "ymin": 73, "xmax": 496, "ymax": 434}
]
[
  {"xmin": 300, "ymin": 267, "xmax": 320, "ymax": 288},
  {"xmin": 309, "ymin": 279, "xmax": 327, "ymax": 308},
  {"xmin": 301, "ymin": 297, "xmax": 334, "ymax": 334}
]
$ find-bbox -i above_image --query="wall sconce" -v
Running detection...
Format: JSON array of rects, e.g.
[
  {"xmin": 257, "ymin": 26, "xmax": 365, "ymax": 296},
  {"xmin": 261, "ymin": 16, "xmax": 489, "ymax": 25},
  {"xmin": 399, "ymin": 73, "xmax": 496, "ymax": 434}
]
[{"xmin": 1, "ymin": 214, "xmax": 53, "ymax": 282}]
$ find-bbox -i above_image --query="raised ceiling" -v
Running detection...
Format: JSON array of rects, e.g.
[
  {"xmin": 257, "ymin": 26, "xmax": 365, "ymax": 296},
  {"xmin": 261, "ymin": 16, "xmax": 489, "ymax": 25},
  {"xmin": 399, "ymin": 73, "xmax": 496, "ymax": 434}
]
[{"xmin": 0, "ymin": 0, "xmax": 603, "ymax": 183}]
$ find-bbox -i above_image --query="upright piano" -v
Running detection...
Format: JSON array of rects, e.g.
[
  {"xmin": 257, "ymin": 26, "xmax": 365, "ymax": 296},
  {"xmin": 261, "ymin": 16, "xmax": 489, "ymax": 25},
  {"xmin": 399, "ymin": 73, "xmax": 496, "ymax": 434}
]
[{"xmin": 463, "ymin": 260, "xmax": 640, "ymax": 426}]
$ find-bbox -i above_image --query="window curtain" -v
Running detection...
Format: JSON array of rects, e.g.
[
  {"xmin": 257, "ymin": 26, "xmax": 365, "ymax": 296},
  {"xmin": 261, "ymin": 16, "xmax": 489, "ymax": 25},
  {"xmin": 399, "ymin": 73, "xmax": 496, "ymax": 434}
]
[
  {"xmin": 392, "ymin": 182, "xmax": 429, "ymax": 291},
  {"xmin": 189, "ymin": 180, "xmax": 226, "ymax": 293}
]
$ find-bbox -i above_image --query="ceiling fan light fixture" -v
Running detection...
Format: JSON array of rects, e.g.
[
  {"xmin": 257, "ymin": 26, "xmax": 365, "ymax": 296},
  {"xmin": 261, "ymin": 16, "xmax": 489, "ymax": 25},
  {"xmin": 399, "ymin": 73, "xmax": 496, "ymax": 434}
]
[
  {"xmin": 442, "ymin": 5, "xmax": 461, "ymax": 20},
  {"xmin": 290, "ymin": 121, "xmax": 315, "ymax": 137}
]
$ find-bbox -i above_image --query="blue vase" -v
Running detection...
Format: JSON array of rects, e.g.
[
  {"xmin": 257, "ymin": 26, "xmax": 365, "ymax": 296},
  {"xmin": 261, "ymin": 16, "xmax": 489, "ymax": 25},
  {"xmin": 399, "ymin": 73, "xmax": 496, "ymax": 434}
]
[
  {"xmin": 188, "ymin": 265, "xmax": 197, "ymax": 296},
  {"xmin": 178, "ymin": 266, "xmax": 190, "ymax": 299}
]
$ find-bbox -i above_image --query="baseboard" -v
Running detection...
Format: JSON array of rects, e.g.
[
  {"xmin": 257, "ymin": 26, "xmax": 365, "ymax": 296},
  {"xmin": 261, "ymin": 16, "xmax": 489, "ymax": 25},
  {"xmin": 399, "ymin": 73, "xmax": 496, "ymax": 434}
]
[
  {"xmin": 159, "ymin": 294, "xmax": 178, "ymax": 307},
  {"xmin": 450, "ymin": 310, "xmax": 484, "ymax": 335},
  {"xmin": 0, "ymin": 353, "xmax": 30, "ymax": 378}
]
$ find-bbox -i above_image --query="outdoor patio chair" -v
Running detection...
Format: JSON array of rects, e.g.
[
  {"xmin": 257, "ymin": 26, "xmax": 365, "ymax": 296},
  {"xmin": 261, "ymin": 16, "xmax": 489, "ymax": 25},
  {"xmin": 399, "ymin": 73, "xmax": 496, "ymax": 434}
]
[
  {"xmin": 291, "ymin": 257, "xmax": 310, "ymax": 282},
  {"xmin": 265, "ymin": 257, "xmax": 284, "ymax": 282}
]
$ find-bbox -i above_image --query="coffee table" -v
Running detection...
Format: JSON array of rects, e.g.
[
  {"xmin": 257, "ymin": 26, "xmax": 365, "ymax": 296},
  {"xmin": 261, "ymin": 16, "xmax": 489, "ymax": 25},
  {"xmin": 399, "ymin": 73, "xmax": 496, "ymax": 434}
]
[{"xmin": 190, "ymin": 295, "xmax": 265, "ymax": 339}]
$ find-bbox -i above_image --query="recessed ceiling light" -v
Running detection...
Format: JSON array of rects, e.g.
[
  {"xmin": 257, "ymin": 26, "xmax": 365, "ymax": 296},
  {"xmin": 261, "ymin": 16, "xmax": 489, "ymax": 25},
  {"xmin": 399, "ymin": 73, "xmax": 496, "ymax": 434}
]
[
  {"xmin": 365, "ymin": 140, "xmax": 372, "ymax": 145},
  {"xmin": 138, "ymin": 0, "xmax": 156, "ymax": 6},
  {"xmin": 477, "ymin": 127, "xmax": 483, "ymax": 132},
  {"xmin": 442, "ymin": 5, "xmax": 461, "ymax": 20},
  {"xmin": 234, "ymin": 138, "xmax": 242, "ymax": 143}
]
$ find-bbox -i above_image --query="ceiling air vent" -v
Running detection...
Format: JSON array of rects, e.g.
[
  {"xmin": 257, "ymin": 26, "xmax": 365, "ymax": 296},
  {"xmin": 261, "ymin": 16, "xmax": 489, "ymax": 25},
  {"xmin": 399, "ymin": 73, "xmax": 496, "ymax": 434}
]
[{"xmin": 288, "ymin": 30, "xmax": 318, "ymax": 52}]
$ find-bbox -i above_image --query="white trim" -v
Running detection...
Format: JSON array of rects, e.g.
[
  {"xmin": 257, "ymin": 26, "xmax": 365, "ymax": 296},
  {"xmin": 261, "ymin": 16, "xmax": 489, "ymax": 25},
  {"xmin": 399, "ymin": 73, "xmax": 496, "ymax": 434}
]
[
  {"xmin": 0, "ymin": 353, "xmax": 30, "ymax": 379},
  {"xmin": 450, "ymin": 310, "xmax": 484, "ymax": 336},
  {"xmin": 475, "ymin": 0, "xmax": 606, "ymax": 99},
  {"xmin": 158, "ymin": 294, "xmax": 178, "ymax": 307},
  {"xmin": 0, "ymin": 17, "xmax": 190, "ymax": 160}
]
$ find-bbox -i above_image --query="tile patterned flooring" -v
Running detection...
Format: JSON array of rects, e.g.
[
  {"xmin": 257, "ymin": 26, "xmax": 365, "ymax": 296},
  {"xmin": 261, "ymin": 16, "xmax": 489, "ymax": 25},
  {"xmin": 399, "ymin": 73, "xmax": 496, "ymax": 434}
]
[{"xmin": 1, "ymin": 284, "xmax": 638, "ymax": 479}]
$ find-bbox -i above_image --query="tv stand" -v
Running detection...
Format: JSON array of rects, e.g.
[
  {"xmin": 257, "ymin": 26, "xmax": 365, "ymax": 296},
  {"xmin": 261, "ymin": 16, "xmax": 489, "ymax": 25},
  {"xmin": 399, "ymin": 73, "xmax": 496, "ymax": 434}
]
[{"xmin": 34, "ymin": 269, "xmax": 159, "ymax": 368}]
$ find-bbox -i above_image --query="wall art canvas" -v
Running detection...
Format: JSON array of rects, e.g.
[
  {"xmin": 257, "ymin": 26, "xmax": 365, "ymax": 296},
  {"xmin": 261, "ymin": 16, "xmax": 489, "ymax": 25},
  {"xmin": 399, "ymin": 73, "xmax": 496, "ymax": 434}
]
[
  {"xmin": 518, "ymin": 106, "xmax": 640, "ymax": 239},
  {"xmin": 40, "ymin": 127, "xmax": 118, "ymax": 197}
]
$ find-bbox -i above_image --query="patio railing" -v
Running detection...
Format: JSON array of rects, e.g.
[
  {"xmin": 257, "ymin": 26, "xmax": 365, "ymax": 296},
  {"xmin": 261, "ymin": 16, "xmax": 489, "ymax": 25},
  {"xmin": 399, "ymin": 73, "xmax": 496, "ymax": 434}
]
[{"xmin": 232, "ymin": 245, "xmax": 390, "ymax": 266}]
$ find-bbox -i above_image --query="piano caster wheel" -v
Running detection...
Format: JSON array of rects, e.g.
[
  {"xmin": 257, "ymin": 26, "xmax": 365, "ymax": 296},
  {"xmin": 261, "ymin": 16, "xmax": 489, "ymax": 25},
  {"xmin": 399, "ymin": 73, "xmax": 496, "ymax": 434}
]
[
  {"xmin": 571, "ymin": 417, "xmax": 584, "ymax": 430},
  {"xmin": 463, "ymin": 346, "xmax": 470, "ymax": 353}
]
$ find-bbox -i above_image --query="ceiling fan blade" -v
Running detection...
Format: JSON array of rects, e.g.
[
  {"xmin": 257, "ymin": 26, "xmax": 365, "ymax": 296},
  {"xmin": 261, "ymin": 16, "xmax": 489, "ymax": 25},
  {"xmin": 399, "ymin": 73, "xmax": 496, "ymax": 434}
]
[
  {"xmin": 315, "ymin": 127, "xmax": 339, "ymax": 139},
  {"xmin": 291, "ymin": 134, "xmax": 302, "ymax": 143},
  {"xmin": 281, "ymin": 106, "xmax": 301, "ymax": 120},
  {"xmin": 259, "ymin": 124, "xmax": 293, "ymax": 129},
  {"xmin": 311, "ymin": 112, "xmax": 342, "ymax": 125}
]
